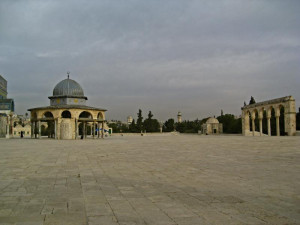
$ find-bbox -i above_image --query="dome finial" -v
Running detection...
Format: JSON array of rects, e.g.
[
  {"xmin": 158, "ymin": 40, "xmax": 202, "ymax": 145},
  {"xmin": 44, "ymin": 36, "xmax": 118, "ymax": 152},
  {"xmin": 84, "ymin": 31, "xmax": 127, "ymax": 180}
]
[{"xmin": 67, "ymin": 71, "xmax": 70, "ymax": 79}]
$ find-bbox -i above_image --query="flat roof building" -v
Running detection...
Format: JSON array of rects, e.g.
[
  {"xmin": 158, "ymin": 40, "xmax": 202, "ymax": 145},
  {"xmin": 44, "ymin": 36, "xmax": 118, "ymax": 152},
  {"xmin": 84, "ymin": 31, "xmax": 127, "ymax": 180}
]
[
  {"xmin": 0, "ymin": 75, "xmax": 8, "ymax": 99},
  {"xmin": 0, "ymin": 75, "xmax": 14, "ymax": 114}
]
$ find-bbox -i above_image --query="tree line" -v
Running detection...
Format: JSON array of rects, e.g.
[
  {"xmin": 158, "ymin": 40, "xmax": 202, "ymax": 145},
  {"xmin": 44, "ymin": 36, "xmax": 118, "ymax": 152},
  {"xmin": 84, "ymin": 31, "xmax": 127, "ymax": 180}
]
[
  {"xmin": 107, "ymin": 97, "xmax": 300, "ymax": 134},
  {"xmin": 108, "ymin": 109, "xmax": 160, "ymax": 133},
  {"xmin": 107, "ymin": 109, "xmax": 242, "ymax": 134}
]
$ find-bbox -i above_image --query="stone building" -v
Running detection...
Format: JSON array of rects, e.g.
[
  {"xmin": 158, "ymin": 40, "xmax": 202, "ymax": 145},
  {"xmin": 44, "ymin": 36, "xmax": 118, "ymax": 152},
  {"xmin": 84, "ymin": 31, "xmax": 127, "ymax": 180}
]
[
  {"xmin": 0, "ymin": 114, "xmax": 7, "ymax": 138},
  {"xmin": 0, "ymin": 75, "xmax": 15, "ymax": 138},
  {"xmin": 28, "ymin": 75, "xmax": 107, "ymax": 139},
  {"xmin": 0, "ymin": 75, "xmax": 14, "ymax": 115},
  {"xmin": 0, "ymin": 75, "xmax": 8, "ymax": 99},
  {"xmin": 201, "ymin": 117, "xmax": 223, "ymax": 135},
  {"xmin": 241, "ymin": 96, "xmax": 296, "ymax": 136},
  {"xmin": 13, "ymin": 124, "xmax": 32, "ymax": 137}
]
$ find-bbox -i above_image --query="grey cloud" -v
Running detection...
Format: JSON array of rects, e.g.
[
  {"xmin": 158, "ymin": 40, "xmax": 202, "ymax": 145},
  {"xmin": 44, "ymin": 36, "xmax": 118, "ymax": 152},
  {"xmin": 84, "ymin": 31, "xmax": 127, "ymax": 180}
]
[{"xmin": 0, "ymin": 0, "xmax": 299, "ymax": 120}]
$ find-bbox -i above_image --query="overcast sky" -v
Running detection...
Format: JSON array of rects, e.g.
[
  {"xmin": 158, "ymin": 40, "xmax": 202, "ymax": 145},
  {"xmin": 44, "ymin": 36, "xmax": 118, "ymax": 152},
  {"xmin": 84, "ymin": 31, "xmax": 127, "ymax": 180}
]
[{"xmin": 1, "ymin": 0, "xmax": 299, "ymax": 121}]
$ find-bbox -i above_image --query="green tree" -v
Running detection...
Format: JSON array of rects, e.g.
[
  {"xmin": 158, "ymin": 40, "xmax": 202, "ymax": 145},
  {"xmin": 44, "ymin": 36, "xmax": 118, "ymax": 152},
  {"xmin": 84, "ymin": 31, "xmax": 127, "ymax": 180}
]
[
  {"xmin": 136, "ymin": 109, "xmax": 143, "ymax": 132},
  {"xmin": 107, "ymin": 121, "xmax": 129, "ymax": 133},
  {"xmin": 129, "ymin": 119, "xmax": 138, "ymax": 133},
  {"xmin": 217, "ymin": 114, "xmax": 242, "ymax": 133},
  {"xmin": 249, "ymin": 96, "xmax": 256, "ymax": 105},
  {"xmin": 175, "ymin": 119, "xmax": 202, "ymax": 133},
  {"xmin": 163, "ymin": 118, "xmax": 175, "ymax": 132},
  {"xmin": 148, "ymin": 111, "xmax": 153, "ymax": 119},
  {"xmin": 144, "ymin": 111, "xmax": 160, "ymax": 132}
]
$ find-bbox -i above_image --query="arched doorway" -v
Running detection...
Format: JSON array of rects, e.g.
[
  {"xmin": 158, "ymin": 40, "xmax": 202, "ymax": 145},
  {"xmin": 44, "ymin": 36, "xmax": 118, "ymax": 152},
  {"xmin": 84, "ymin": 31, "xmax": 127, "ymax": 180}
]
[
  {"xmin": 43, "ymin": 112, "xmax": 53, "ymax": 118},
  {"xmin": 79, "ymin": 111, "xmax": 92, "ymax": 119},
  {"xmin": 78, "ymin": 111, "xmax": 93, "ymax": 138},
  {"xmin": 62, "ymin": 110, "xmax": 71, "ymax": 118},
  {"xmin": 42, "ymin": 111, "xmax": 55, "ymax": 138}
]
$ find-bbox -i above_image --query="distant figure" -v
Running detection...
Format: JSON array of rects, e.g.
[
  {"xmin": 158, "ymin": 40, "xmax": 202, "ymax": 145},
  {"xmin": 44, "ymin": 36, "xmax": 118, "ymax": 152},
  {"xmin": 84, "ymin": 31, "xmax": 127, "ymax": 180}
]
[
  {"xmin": 81, "ymin": 134, "xmax": 83, "ymax": 139},
  {"xmin": 20, "ymin": 131, "xmax": 24, "ymax": 138}
]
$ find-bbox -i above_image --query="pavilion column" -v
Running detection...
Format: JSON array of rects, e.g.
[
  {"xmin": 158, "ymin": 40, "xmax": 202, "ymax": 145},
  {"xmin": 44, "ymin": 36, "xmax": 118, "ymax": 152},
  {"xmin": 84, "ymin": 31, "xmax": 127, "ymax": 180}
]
[
  {"xmin": 97, "ymin": 122, "xmax": 100, "ymax": 138},
  {"xmin": 93, "ymin": 122, "xmax": 95, "ymax": 139},
  {"xmin": 259, "ymin": 118, "xmax": 263, "ymax": 136},
  {"xmin": 9, "ymin": 115, "xmax": 13, "ymax": 137},
  {"xmin": 34, "ymin": 122, "xmax": 37, "ymax": 138},
  {"xmin": 54, "ymin": 119, "xmax": 57, "ymax": 139},
  {"xmin": 77, "ymin": 121, "xmax": 79, "ymax": 139},
  {"xmin": 83, "ymin": 122, "xmax": 86, "ymax": 139},
  {"xmin": 243, "ymin": 113, "xmax": 249, "ymax": 136},
  {"xmin": 75, "ymin": 119, "xmax": 77, "ymax": 139},
  {"xmin": 38, "ymin": 120, "xmax": 41, "ymax": 139},
  {"xmin": 101, "ymin": 121, "xmax": 104, "ymax": 139},
  {"xmin": 267, "ymin": 117, "xmax": 271, "ymax": 136},
  {"xmin": 6, "ymin": 116, "xmax": 10, "ymax": 138},
  {"xmin": 276, "ymin": 116, "xmax": 280, "ymax": 136},
  {"xmin": 31, "ymin": 121, "xmax": 34, "ymax": 139},
  {"xmin": 251, "ymin": 118, "xmax": 255, "ymax": 136}
]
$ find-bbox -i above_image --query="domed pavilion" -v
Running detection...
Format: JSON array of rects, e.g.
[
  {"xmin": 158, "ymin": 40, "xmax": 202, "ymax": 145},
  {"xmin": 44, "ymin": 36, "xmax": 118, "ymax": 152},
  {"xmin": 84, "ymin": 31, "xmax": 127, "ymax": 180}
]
[
  {"xmin": 28, "ymin": 75, "xmax": 107, "ymax": 139},
  {"xmin": 201, "ymin": 117, "xmax": 223, "ymax": 135}
]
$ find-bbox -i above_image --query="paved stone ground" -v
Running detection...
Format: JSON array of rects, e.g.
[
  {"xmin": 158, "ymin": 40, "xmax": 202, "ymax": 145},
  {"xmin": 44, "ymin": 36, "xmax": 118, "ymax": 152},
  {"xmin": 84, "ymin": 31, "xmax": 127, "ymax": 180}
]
[{"xmin": 0, "ymin": 134, "xmax": 299, "ymax": 225}]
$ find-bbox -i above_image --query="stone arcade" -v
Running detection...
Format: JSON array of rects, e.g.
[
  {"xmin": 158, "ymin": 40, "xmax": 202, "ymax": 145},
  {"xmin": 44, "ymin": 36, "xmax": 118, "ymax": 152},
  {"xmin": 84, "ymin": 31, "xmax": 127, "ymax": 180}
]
[
  {"xmin": 28, "ymin": 76, "xmax": 107, "ymax": 139},
  {"xmin": 241, "ymin": 96, "xmax": 296, "ymax": 136}
]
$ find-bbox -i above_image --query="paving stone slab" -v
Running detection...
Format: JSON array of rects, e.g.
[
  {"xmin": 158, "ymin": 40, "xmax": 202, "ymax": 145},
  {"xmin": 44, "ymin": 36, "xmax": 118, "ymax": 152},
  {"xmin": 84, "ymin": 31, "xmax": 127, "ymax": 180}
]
[{"xmin": 0, "ymin": 135, "xmax": 299, "ymax": 224}]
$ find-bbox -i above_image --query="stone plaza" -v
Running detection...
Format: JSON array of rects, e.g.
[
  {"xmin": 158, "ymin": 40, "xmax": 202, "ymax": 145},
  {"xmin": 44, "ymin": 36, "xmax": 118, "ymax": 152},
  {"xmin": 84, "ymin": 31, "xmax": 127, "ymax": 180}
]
[{"xmin": 0, "ymin": 135, "xmax": 299, "ymax": 225}]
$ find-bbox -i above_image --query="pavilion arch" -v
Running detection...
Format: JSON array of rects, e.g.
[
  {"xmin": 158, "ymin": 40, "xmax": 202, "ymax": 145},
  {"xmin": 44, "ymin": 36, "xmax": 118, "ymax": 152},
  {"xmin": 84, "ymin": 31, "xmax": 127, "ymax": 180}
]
[
  {"xmin": 79, "ymin": 111, "xmax": 93, "ymax": 119},
  {"xmin": 61, "ymin": 110, "xmax": 72, "ymax": 118},
  {"xmin": 97, "ymin": 112, "xmax": 104, "ymax": 120},
  {"xmin": 241, "ymin": 96, "xmax": 296, "ymax": 136},
  {"xmin": 31, "ymin": 112, "xmax": 37, "ymax": 120},
  {"xmin": 43, "ymin": 111, "xmax": 54, "ymax": 118}
]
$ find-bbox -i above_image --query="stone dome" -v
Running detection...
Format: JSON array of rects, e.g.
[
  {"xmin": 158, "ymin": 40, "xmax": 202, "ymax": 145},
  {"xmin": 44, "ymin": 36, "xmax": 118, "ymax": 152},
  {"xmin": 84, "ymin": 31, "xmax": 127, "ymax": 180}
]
[
  {"xmin": 53, "ymin": 78, "xmax": 84, "ymax": 97},
  {"xmin": 206, "ymin": 117, "xmax": 219, "ymax": 124}
]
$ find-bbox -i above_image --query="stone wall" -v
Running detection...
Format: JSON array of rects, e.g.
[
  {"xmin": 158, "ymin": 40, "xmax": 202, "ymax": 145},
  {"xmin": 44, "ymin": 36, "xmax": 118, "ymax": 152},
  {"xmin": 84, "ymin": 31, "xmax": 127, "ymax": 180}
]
[{"xmin": 0, "ymin": 115, "xmax": 7, "ymax": 138}]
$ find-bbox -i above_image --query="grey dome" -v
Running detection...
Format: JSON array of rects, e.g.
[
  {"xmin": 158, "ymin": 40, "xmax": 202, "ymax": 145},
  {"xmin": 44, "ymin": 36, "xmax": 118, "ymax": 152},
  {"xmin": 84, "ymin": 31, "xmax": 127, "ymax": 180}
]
[{"xmin": 53, "ymin": 79, "xmax": 84, "ymax": 97}]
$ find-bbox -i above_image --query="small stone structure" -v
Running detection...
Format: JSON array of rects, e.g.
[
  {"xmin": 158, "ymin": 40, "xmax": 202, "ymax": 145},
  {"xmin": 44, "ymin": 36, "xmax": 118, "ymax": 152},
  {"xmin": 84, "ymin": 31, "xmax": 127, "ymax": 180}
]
[
  {"xmin": 241, "ymin": 96, "xmax": 296, "ymax": 136},
  {"xmin": 201, "ymin": 117, "xmax": 223, "ymax": 135},
  {"xmin": 28, "ymin": 75, "xmax": 107, "ymax": 139}
]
